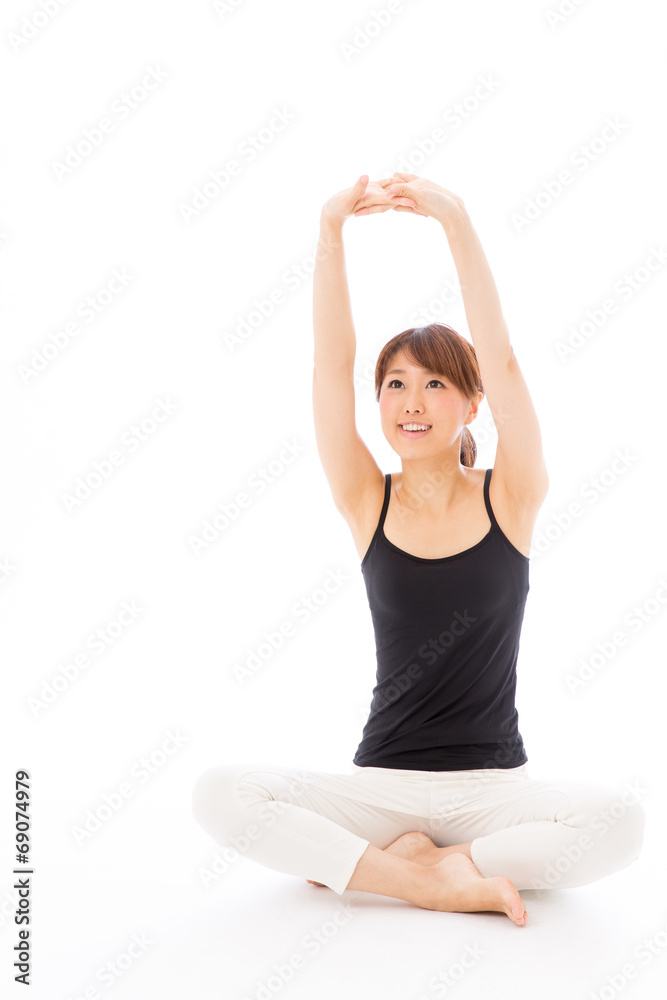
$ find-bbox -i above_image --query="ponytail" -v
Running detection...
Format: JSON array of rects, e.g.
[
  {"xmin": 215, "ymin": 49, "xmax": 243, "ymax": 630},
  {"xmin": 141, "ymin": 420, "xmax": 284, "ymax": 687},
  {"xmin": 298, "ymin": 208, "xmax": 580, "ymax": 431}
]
[{"xmin": 460, "ymin": 426, "xmax": 477, "ymax": 468}]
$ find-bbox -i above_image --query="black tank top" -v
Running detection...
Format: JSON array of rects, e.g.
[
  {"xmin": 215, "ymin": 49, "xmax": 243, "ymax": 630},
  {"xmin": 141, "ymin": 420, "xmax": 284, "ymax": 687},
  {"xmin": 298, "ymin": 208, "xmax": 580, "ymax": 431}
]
[{"xmin": 353, "ymin": 468, "xmax": 529, "ymax": 771}]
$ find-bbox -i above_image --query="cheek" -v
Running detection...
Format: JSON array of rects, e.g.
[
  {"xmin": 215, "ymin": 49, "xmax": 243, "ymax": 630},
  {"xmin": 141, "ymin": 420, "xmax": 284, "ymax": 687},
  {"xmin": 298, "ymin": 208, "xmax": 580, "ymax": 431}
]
[
  {"xmin": 436, "ymin": 395, "xmax": 466, "ymax": 420},
  {"xmin": 378, "ymin": 395, "xmax": 393, "ymax": 421}
]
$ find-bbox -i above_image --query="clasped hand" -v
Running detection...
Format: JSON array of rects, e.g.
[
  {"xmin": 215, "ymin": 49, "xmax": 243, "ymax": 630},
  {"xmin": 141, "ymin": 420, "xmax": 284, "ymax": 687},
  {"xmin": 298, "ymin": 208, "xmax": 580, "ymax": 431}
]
[{"xmin": 321, "ymin": 173, "xmax": 465, "ymax": 226}]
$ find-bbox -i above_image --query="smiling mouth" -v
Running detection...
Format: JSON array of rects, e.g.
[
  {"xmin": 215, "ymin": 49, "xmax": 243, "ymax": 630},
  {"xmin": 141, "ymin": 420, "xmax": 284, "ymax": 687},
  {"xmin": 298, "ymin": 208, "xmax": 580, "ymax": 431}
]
[{"xmin": 399, "ymin": 423, "xmax": 432, "ymax": 435}]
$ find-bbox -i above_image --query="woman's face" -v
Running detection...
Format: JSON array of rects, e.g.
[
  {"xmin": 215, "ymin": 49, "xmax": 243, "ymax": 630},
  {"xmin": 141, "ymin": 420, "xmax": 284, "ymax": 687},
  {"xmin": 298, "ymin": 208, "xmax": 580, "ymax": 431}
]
[{"xmin": 378, "ymin": 348, "xmax": 479, "ymax": 459}]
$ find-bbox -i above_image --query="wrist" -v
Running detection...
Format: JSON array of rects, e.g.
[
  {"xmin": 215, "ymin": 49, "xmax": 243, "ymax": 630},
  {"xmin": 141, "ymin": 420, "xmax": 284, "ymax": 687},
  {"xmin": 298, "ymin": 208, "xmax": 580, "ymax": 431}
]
[
  {"xmin": 320, "ymin": 210, "xmax": 345, "ymax": 233},
  {"xmin": 437, "ymin": 198, "xmax": 469, "ymax": 236}
]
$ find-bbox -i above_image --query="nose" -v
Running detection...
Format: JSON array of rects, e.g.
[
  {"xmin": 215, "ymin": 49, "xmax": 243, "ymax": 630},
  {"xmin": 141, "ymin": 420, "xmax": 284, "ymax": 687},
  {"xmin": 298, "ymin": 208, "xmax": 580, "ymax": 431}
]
[{"xmin": 404, "ymin": 400, "xmax": 424, "ymax": 414}]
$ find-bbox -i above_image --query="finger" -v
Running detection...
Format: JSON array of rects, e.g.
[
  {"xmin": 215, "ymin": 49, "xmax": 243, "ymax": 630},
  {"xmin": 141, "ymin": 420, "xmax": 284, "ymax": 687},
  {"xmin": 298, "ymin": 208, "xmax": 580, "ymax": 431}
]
[
  {"xmin": 357, "ymin": 199, "xmax": 421, "ymax": 217},
  {"xmin": 386, "ymin": 183, "xmax": 413, "ymax": 199},
  {"xmin": 354, "ymin": 204, "xmax": 392, "ymax": 215},
  {"xmin": 356, "ymin": 199, "xmax": 411, "ymax": 214},
  {"xmin": 391, "ymin": 204, "xmax": 428, "ymax": 216},
  {"xmin": 393, "ymin": 171, "xmax": 420, "ymax": 180},
  {"xmin": 384, "ymin": 196, "xmax": 418, "ymax": 208},
  {"xmin": 355, "ymin": 192, "xmax": 415, "ymax": 211}
]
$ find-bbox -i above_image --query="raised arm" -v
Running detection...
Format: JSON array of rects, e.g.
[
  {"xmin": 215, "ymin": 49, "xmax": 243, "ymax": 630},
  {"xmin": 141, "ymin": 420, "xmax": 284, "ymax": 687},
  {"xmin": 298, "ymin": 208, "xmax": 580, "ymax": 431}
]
[
  {"xmin": 312, "ymin": 176, "xmax": 417, "ymax": 519},
  {"xmin": 381, "ymin": 174, "xmax": 549, "ymax": 508}
]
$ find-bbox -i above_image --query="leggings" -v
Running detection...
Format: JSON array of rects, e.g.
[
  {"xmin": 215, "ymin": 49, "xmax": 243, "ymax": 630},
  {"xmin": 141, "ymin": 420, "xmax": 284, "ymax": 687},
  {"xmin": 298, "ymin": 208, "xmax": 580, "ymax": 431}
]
[{"xmin": 191, "ymin": 760, "xmax": 646, "ymax": 897}]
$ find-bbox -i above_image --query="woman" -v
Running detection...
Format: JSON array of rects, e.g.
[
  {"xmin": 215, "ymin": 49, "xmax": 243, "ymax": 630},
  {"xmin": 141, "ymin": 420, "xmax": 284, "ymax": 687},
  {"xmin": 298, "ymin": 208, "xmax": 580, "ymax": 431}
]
[{"xmin": 192, "ymin": 174, "xmax": 645, "ymax": 927}]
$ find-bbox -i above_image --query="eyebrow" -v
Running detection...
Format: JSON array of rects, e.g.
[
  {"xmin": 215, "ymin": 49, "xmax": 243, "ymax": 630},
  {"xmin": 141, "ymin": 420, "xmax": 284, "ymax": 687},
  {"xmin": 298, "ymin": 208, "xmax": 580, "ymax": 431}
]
[{"xmin": 386, "ymin": 368, "xmax": 440, "ymax": 376}]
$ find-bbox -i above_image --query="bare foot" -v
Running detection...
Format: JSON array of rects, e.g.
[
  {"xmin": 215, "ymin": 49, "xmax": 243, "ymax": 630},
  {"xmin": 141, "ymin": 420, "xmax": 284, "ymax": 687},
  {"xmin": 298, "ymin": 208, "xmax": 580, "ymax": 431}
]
[
  {"xmin": 306, "ymin": 831, "xmax": 527, "ymax": 925},
  {"xmin": 422, "ymin": 853, "xmax": 527, "ymax": 925},
  {"xmin": 382, "ymin": 833, "xmax": 525, "ymax": 924}
]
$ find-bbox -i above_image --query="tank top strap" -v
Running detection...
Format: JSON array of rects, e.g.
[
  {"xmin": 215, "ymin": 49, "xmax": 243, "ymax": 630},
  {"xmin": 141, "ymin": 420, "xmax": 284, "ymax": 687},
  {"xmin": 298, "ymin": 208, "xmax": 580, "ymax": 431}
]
[
  {"xmin": 483, "ymin": 467, "xmax": 499, "ymax": 530},
  {"xmin": 379, "ymin": 472, "xmax": 392, "ymax": 529}
]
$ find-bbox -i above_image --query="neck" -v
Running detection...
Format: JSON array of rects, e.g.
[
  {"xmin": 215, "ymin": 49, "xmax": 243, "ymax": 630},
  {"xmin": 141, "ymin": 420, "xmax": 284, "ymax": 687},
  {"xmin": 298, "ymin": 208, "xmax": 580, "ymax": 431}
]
[{"xmin": 396, "ymin": 448, "xmax": 474, "ymax": 513}]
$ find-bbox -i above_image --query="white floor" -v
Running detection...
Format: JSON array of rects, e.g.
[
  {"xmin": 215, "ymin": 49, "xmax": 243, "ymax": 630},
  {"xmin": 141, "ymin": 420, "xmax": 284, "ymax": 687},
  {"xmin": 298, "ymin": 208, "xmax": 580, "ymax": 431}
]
[{"xmin": 11, "ymin": 802, "xmax": 667, "ymax": 1000}]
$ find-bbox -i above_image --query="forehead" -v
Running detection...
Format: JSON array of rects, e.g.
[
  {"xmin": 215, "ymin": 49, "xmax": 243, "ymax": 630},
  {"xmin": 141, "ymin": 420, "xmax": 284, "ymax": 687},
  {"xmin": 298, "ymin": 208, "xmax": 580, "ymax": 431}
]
[{"xmin": 385, "ymin": 362, "xmax": 439, "ymax": 375}]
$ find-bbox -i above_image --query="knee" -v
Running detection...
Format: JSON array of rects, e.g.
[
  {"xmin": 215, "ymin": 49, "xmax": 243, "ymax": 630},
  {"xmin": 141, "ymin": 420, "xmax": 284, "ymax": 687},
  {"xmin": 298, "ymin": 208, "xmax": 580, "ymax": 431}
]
[
  {"xmin": 191, "ymin": 764, "xmax": 250, "ymax": 839},
  {"xmin": 609, "ymin": 786, "xmax": 647, "ymax": 859},
  {"xmin": 584, "ymin": 781, "xmax": 647, "ymax": 865}
]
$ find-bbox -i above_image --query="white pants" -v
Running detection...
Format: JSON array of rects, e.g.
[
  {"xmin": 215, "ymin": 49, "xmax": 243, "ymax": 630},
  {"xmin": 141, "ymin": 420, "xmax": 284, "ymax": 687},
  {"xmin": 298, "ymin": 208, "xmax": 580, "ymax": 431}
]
[{"xmin": 191, "ymin": 760, "xmax": 646, "ymax": 896}]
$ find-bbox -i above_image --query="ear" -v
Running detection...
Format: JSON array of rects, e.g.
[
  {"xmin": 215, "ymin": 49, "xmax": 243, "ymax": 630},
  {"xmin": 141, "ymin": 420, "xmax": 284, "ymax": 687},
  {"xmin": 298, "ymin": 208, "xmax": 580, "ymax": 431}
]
[{"xmin": 464, "ymin": 391, "xmax": 483, "ymax": 425}]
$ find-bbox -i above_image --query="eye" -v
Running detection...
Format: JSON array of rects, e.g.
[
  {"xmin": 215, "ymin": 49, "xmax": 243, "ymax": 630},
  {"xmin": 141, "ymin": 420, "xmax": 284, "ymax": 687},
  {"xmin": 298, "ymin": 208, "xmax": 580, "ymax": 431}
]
[{"xmin": 385, "ymin": 377, "xmax": 446, "ymax": 389}]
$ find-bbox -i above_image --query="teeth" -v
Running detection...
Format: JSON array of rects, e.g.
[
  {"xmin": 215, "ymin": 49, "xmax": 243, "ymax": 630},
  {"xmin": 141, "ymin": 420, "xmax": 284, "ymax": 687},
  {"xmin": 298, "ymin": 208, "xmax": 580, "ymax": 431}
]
[{"xmin": 402, "ymin": 423, "xmax": 430, "ymax": 431}]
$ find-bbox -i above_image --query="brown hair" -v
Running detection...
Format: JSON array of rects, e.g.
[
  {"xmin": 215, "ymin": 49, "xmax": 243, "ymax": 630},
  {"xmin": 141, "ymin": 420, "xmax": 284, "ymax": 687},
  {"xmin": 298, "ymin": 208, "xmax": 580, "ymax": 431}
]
[{"xmin": 374, "ymin": 323, "xmax": 484, "ymax": 468}]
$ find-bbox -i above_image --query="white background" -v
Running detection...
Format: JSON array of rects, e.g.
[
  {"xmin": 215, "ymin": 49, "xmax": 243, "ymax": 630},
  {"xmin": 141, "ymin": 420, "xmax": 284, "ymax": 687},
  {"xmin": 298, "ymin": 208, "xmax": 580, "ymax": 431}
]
[{"xmin": 2, "ymin": 0, "xmax": 666, "ymax": 997}]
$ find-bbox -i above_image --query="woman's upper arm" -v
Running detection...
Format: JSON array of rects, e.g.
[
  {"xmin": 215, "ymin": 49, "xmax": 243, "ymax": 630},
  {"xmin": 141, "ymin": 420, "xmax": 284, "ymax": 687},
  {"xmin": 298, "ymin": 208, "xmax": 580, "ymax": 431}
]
[
  {"xmin": 483, "ymin": 348, "xmax": 549, "ymax": 509},
  {"xmin": 312, "ymin": 365, "xmax": 384, "ymax": 519}
]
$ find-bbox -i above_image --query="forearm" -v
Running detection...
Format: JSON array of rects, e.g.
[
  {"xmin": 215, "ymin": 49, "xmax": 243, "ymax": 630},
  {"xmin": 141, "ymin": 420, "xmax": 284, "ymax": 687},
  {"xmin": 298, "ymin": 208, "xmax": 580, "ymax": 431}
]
[
  {"xmin": 440, "ymin": 205, "xmax": 513, "ymax": 366},
  {"xmin": 312, "ymin": 213, "xmax": 357, "ymax": 371}
]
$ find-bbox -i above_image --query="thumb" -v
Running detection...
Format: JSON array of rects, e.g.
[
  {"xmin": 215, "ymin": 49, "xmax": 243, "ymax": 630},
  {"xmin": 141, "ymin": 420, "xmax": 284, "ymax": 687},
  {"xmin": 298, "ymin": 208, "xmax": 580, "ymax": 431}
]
[{"xmin": 357, "ymin": 174, "xmax": 369, "ymax": 186}]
